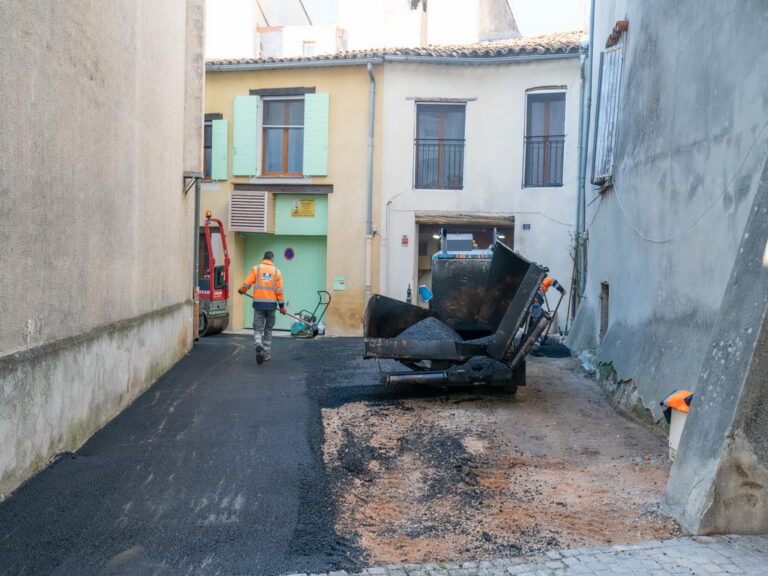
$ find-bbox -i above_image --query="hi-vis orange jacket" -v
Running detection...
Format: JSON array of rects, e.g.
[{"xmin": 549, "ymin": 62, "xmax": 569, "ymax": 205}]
[
  {"xmin": 533, "ymin": 277, "xmax": 566, "ymax": 304},
  {"xmin": 240, "ymin": 259, "xmax": 284, "ymax": 310},
  {"xmin": 541, "ymin": 277, "xmax": 566, "ymax": 295}
]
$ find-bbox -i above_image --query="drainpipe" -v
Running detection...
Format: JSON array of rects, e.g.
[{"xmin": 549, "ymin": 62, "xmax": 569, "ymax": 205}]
[
  {"xmin": 365, "ymin": 61, "xmax": 376, "ymax": 305},
  {"xmin": 576, "ymin": 0, "xmax": 597, "ymax": 300},
  {"xmin": 576, "ymin": 52, "xmax": 586, "ymax": 245},
  {"xmin": 193, "ymin": 177, "xmax": 201, "ymax": 339}
]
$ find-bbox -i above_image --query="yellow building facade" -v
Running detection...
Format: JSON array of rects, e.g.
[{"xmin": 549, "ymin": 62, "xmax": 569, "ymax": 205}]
[{"xmin": 203, "ymin": 61, "xmax": 383, "ymax": 336}]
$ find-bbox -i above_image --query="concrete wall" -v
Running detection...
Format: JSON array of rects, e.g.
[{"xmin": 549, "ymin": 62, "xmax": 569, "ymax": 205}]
[
  {"xmin": 663, "ymin": 179, "xmax": 768, "ymax": 534},
  {"xmin": 0, "ymin": 0, "xmax": 203, "ymax": 496},
  {"xmin": 379, "ymin": 58, "xmax": 581, "ymax": 331},
  {"xmin": 568, "ymin": 0, "xmax": 768, "ymax": 421},
  {"xmin": 202, "ymin": 65, "xmax": 376, "ymax": 336},
  {"xmin": 258, "ymin": 26, "xmax": 346, "ymax": 58},
  {"xmin": 338, "ymin": 0, "xmax": 425, "ymax": 50},
  {"xmin": 428, "ymin": 0, "xmax": 520, "ymax": 44}
]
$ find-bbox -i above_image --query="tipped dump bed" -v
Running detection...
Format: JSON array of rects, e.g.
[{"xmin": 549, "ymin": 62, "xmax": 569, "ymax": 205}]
[{"xmin": 364, "ymin": 242, "xmax": 546, "ymax": 363}]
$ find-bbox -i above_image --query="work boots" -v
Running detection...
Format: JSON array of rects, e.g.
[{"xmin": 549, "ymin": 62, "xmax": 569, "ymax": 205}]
[{"xmin": 255, "ymin": 344, "xmax": 265, "ymax": 365}]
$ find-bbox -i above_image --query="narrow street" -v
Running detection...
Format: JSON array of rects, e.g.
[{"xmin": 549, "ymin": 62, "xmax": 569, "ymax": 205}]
[
  {"xmin": 0, "ymin": 335, "xmax": 680, "ymax": 575},
  {"xmin": 0, "ymin": 336, "xmax": 358, "ymax": 576}
]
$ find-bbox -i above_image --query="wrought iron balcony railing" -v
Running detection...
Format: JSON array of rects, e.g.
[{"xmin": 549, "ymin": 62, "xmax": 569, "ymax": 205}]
[
  {"xmin": 414, "ymin": 139, "xmax": 465, "ymax": 190},
  {"xmin": 524, "ymin": 135, "xmax": 565, "ymax": 187}
]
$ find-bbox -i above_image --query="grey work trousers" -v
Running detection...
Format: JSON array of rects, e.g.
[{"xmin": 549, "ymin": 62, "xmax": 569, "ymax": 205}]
[{"xmin": 252, "ymin": 308, "xmax": 276, "ymax": 352}]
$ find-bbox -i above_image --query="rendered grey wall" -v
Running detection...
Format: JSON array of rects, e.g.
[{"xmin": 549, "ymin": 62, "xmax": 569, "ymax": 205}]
[
  {"xmin": 0, "ymin": 0, "xmax": 203, "ymax": 496},
  {"xmin": 569, "ymin": 0, "xmax": 768, "ymax": 420},
  {"xmin": 663, "ymin": 174, "xmax": 768, "ymax": 534}
]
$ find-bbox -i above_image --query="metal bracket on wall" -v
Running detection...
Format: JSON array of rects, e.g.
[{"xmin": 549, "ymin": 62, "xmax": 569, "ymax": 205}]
[{"xmin": 183, "ymin": 172, "xmax": 203, "ymax": 195}]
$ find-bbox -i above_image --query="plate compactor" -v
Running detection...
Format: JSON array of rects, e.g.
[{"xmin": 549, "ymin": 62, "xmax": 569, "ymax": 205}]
[
  {"xmin": 287, "ymin": 290, "xmax": 331, "ymax": 338},
  {"xmin": 242, "ymin": 290, "xmax": 331, "ymax": 339}
]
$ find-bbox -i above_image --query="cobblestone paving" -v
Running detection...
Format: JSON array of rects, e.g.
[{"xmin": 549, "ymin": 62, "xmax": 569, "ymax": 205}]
[{"xmin": 281, "ymin": 535, "xmax": 768, "ymax": 576}]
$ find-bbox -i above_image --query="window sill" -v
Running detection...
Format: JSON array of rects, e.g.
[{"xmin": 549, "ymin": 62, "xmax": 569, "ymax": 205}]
[
  {"xmin": 522, "ymin": 184, "xmax": 564, "ymax": 190},
  {"xmin": 413, "ymin": 187, "xmax": 463, "ymax": 192},
  {"xmin": 250, "ymin": 175, "xmax": 312, "ymax": 185}
]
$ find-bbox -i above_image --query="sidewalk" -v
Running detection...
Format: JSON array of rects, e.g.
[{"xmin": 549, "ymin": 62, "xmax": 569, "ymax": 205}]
[{"xmin": 285, "ymin": 535, "xmax": 768, "ymax": 576}]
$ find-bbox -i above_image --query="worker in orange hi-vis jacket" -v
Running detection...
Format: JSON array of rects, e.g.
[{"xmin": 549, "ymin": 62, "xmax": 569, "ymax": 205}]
[
  {"xmin": 238, "ymin": 251, "xmax": 286, "ymax": 365},
  {"xmin": 529, "ymin": 272, "xmax": 566, "ymax": 351}
]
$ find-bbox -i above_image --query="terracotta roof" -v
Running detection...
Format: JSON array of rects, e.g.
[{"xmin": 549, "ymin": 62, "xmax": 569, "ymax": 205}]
[{"xmin": 206, "ymin": 30, "xmax": 584, "ymax": 68}]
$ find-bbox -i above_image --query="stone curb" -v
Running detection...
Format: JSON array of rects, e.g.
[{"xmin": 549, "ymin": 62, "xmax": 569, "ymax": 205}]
[{"xmin": 277, "ymin": 535, "xmax": 768, "ymax": 576}]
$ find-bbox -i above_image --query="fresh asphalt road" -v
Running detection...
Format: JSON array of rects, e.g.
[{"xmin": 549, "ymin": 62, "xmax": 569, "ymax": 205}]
[{"xmin": 0, "ymin": 335, "xmax": 381, "ymax": 576}]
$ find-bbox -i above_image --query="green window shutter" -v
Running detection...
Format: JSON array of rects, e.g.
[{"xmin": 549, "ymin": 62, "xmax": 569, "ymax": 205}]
[
  {"xmin": 303, "ymin": 93, "xmax": 330, "ymax": 176},
  {"xmin": 211, "ymin": 119, "xmax": 228, "ymax": 180},
  {"xmin": 233, "ymin": 95, "xmax": 260, "ymax": 176}
]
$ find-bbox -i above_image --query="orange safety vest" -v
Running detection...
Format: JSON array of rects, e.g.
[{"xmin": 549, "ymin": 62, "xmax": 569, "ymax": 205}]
[{"xmin": 242, "ymin": 259, "xmax": 284, "ymax": 307}]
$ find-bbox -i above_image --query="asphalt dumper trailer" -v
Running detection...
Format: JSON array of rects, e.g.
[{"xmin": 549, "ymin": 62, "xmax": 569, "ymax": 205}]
[{"xmin": 364, "ymin": 241, "xmax": 550, "ymax": 391}]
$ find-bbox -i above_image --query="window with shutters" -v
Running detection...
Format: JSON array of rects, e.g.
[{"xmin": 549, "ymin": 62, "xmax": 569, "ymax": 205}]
[
  {"xmin": 232, "ymin": 92, "xmax": 329, "ymax": 178},
  {"xmin": 414, "ymin": 103, "xmax": 466, "ymax": 190},
  {"xmin": 204, "ymin": 120, "xmax": 213, "ymax": 180},
  {"xmin": 592, "ymin": 40, "xmax": 625, "ymax": 185},
  {"xmin": 262, "ymin": 97, "xmax": 305, "ymax": 176},
  {"xmin": 524, "ymin": 91, "xmax": 566, "ymax": 188},
  {"xmin": 203, "ymin": 113, "xmax": 227, "ymax": 181}
]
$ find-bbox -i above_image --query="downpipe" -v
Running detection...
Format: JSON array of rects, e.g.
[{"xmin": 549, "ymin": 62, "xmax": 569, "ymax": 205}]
[
  {"xmin": 577, "ymin": 0, "xmax": 597, "ymax": 300},
  {"xmin": 193, "ymin": 177, "xmax": 201, "ymax": 339},
  {"xmin": 365, "ymin": 61, "xmax": 376, "ymax": 305}
]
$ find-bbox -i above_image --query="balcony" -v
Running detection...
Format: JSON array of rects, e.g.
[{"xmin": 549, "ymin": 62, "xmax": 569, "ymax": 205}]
[
  {"xmin": 524, "ymin": 135, "xmax": 565, "ymax": 187},
  {"xmin": 414, "ymin": 139, "xmax": 465, "ymax": 190}
]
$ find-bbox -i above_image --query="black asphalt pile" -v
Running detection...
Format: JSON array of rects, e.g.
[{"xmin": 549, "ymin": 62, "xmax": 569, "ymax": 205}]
[
  {"xmin": 539, "ymin": 340, "xmax": 571, "ymax": 358},
  {"xmin": 465, "ymin": 334, "xmax": 494, "ymax": 345},
  {"xmin": 395, "ymin": 317, "xmax": 463, "ymax": 342},
  {"xmin": 455, "ymin": 356, "xmax": 512, "ymax": 381}
]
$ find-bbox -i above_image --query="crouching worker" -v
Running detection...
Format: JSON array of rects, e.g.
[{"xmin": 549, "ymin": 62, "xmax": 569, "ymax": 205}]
[
  {"xmin": 238, "ymin": 251, "xmax": 286, "ymax": 364},
  {"xmin": 529, "ymin": 274, "xmax": 566, "ymax": 353}
]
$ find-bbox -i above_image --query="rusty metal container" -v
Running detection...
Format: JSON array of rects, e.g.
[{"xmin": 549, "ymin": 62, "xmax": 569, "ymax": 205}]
[{"xmin": 363, "ymin": 242, "xmax": 547, "ymax": 388}]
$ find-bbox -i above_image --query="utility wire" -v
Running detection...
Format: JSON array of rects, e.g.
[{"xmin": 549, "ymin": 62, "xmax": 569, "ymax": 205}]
[
  {"xmin": 298, "ymin": 0, "xmax": 313, "ymax": 25},
  {"xmin": 611, "ymin": 118, "xmax": 768, "ymax": 245},
  {"xmin": 255, "ymin": 0, "xmax": 270, "ymax": 27}
]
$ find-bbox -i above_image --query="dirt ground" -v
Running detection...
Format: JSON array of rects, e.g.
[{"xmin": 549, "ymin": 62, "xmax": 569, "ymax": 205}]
[{"xmin": 322, "ymin": 354, "xmax": 683, "ymax": 566}]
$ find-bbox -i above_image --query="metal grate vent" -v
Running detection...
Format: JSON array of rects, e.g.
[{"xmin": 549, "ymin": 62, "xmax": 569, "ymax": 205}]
[{"xmin": 229, "ymin": 190, "xmax": 274, "ymax": 233}]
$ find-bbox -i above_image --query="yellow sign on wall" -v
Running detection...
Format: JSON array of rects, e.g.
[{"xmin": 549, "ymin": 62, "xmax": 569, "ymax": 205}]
[{"xmin": 291, "ymin": 198, "xmax": 315, "ymax": 218}]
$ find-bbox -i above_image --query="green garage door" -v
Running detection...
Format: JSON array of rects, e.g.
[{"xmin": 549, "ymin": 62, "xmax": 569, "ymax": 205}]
[{"xmin": 244, "ymin": 235, "xmax": 327, "ymax": 331}]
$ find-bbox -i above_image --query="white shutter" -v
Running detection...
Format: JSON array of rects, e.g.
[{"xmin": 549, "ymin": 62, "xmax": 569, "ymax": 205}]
[{"xmin": 592, "ymin": 43, "xmax": 625, "ymax": 184}]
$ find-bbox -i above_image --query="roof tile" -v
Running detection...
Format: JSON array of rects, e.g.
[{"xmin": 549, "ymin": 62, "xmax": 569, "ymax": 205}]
[{"xmin": 207, "ymin": 30, "xmax": 585, "ymax": 67}]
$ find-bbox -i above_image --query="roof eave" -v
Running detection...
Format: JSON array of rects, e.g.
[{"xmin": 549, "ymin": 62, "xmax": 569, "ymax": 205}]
[
  {"xmin": 382, "ymin": 52, "xmax": 579, "ymax": 65},
  {"xmin": 206, "ymin": 57, "xmax": 383, "ymax": 72},
  {"xmin": 205, "ymin": 51, "xmax": 579, "ymax": 72}
]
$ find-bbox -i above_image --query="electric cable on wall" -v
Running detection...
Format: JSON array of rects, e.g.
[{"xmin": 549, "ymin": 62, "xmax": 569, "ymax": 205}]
[{"xmin": 611, "ymin": 118, "xmax": 768, "ymax": 245}]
